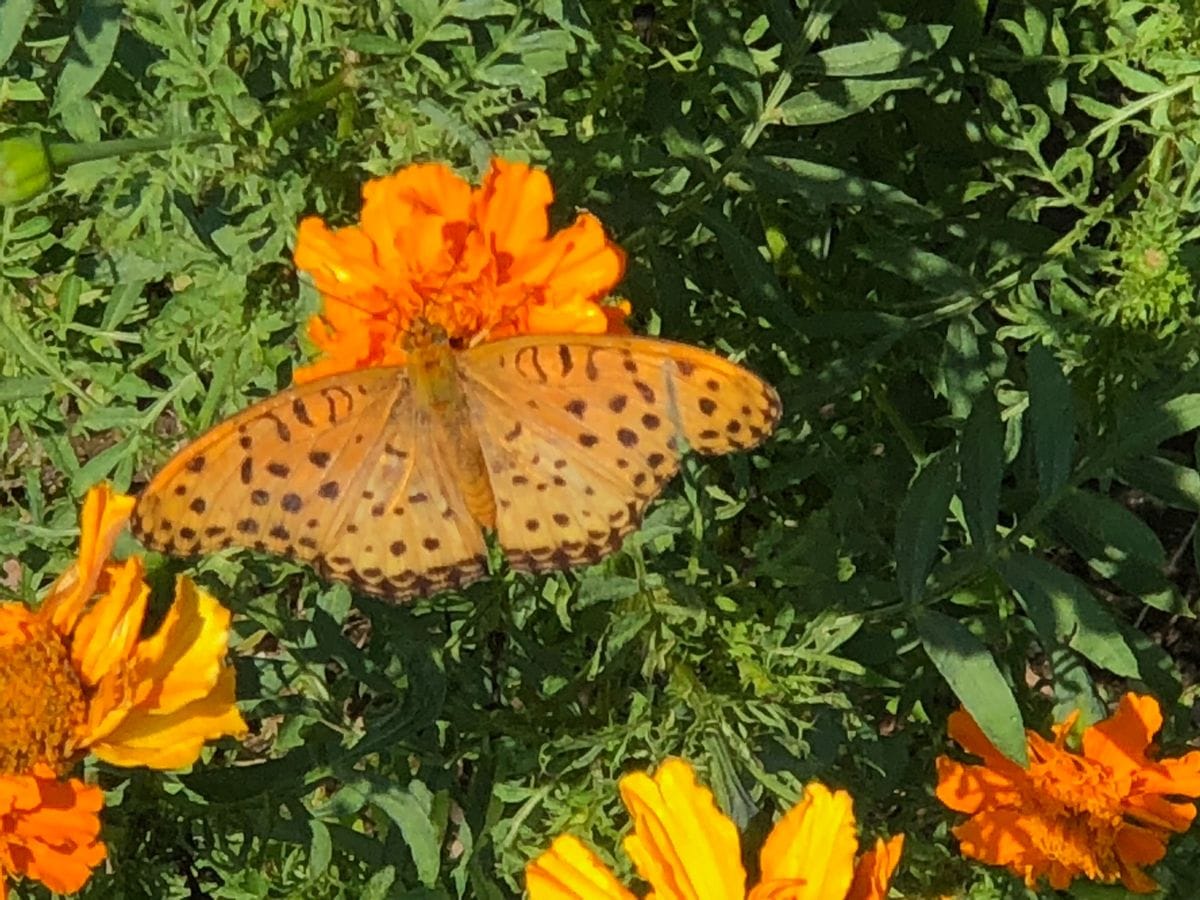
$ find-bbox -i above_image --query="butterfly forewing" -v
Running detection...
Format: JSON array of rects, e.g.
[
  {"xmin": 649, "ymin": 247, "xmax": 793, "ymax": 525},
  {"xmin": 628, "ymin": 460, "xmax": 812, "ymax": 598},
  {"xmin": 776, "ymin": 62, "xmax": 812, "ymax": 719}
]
[
  {"xmin": 458, "ymin": 334, "xmax": 780, "ymax": 573},
  {"xmin": 133, "ymin": 366, "xmax": 489, "ymax": 599}
]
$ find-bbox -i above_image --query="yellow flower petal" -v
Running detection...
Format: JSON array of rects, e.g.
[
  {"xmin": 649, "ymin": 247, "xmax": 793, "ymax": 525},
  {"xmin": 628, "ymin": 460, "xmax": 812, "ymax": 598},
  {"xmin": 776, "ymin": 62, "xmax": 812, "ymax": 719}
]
[
  {"xmin": 619, "ymin": 758, "xmax": 746, "ymax": 900},
  {"xmin": 87, "ymin": 664, "xmax": 245, "ymax": 769},
  {"xmin": 81, "ymin": 577, "xmax": 246, "ymax": 768},
  {"xmin": 526, "ymin": 834, "xmax": 636, "ymax": 900},
  {"xmin": 69, "ymin": 557, "xmax": 149, "ymax": 686},
  {"xmin": 751, "ymin": 782, "xmax": 858, "ymax": 900},
  {"xmin": 40, "ymin": 484, "xmax": 135, "ymax": 634}
]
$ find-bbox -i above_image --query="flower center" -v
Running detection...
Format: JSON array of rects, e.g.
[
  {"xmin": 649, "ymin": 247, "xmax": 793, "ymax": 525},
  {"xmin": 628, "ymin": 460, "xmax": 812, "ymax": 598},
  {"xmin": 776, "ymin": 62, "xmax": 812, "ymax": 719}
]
[
  {"xmin": 0, "ymin": 615, "xmax": 87, "ymax": 775},
  {"xmin": 1027, "ymin": 751, "xmax": 1130, "ymax": 881}
]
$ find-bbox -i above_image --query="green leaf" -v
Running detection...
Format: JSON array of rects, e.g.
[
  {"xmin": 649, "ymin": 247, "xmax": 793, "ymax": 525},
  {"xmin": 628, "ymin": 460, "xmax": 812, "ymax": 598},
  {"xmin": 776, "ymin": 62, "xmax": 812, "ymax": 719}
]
[
  {"xmin": 1116, "ymin": 455, "xmax": 1200, "ymax": 510},
  {"xmin": 811, "ymin": 24, "xmax": 954, "ymax": 77},
  {"xmin": 0, "ymin": 0, "xmax": 35, "ymax": 68},
  {"xmin": 370, "ymin": 783, "xmax": 440, "ymax": 886},
  {"xmin": 1088, "ymin": 394, "xmax": 1200, "ymax": 471},
  {"xmin": 748, "ymin": 156, "xmax": 932, "ymax": 221},
  {"xmin": 1049, "ymin": 488, "xmax": 1185, "ymax": 613},
  {"xmin": 0, "ymin": 374, "xmax": 52, "ymax": 403},
  {"xmin": 915, "ymin": 609, "xmax": 1027, "ymax": 765},
  {"xmin": 959, "ymin": 391, "xmax": 1003, "ymax": 548},
  {"xmin": 698, "ymin": 209, "xmax": 805, "ymax": 333},
  {"xmin": 895, "ymin": 450, "xmax": 958, "ymax": 602},
  {"xmin": 1027, "ymin": 343, "xmax": 1074, "ymax": 498},
  {"xmin": 997, "ymin": 553, "xmax": 1139, "ymax": 677},
  {"xmin": 308, "ymin": 819, "xmax": 332, "ymax": 878},
  {"xmin": 54, "ymin": 0, "xmax": 124, "ymax": 111},
  {"xmin": 776, "ymin": 77, "xmax": 925, "ymax": 126}
]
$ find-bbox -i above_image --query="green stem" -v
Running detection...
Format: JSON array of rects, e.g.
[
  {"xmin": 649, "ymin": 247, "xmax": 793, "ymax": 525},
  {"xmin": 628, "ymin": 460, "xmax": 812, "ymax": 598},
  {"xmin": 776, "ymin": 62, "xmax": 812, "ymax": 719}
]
[
  {"xmin": 268, "ymin": 67, "xmax": 356, "ymax": 138},
  {"xmin": 46, "ymin": 131, "xmax": 222, "ymax": 169}
]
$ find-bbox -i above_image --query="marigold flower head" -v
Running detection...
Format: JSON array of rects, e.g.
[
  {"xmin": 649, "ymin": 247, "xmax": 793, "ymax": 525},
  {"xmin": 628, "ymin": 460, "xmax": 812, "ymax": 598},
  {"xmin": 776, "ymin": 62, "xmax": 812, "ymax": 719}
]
[
  {"xmin": 0, "ymin": 484, "xmax": 247, "ymax": 897},
  {"xmin": 525, "ymin": 757, "xmax": 903, "ymax": 900},
  {"xmin": 292, "ymin": 158, "xmax": 629, "ymax": 383},
  {"xmin": 936, "ymin": 693, "xmax": 1200, "ymax": 893}
]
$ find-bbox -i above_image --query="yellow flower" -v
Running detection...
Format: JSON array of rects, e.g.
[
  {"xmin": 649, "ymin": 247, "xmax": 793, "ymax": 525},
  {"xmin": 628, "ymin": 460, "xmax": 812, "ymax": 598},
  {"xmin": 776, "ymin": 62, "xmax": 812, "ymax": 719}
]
[
  {"xmin": 0, "ymin": 484, "xmax": 247, "ymax": 896},
  {"xmin": 292, "ymin": 158, "xmax": 629, "ymax": 383},
  {"xmin": 525, "ymin": 758, "xmax": 903, "ymax": 900},
  {"xmin": 936, "ymin": 693, "xmax": 1200, "ymax": 893}
]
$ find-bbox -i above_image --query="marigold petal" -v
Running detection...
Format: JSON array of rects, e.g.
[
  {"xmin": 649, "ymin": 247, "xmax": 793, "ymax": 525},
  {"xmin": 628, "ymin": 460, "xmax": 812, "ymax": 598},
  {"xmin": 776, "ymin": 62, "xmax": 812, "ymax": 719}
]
[
  {"xmin": 525, "ymin": 834, "xmax": 636, "ymax": 900},
  {"xmin": 80, "ymin": 577, "xmax": 245, "ymax": 767},
  {"xmin": 476, "ymin": 159, "xmax": 552, "ymax": 259},
  {"xmin": 69, "ymin": 557, "xmax": 148, "ymax": 686},
  {"xmin": 1124, "ymin": 792, "xmax": 1197, "ymax": 833},
  {"xmin": 619, "ymin": 758, "xmax": 745, "ymax": 900},
  {"xmin": 1113, "ymin": 824, "xmax": 1165, "ymax": 894},
  {"xmin": 756, "ymin": 782, "xmax": 858, "ymax": 899},
  {"xmin": 846, "ymin": 834, "xmax": 904, "ymax": 900},
  {"xmin": 952, "ymin": 808, "xmax": 1045, "ymax": 886},
  {"xmin": 40, "ymin": 484, "xmax": 135, "ymax": 634},
  {"xmin": 1082, "ymin": 693, "xmax": 1160, "ymax": 771},
  {"xmin": 0, "ymin": 766, "xmax": 106, "ymax": 895},
  {"xmin": 87, "ymin": 664, "xmax": 245, "ymax": 769},
  {"xmin": 934, "ymin": 757, "xmax": 1023, "ymax": 815},
  {"xmin": 1146, "ymin": 751, "xmax": 1200, "ymax": 797},
  {"xmin": 128, "ymin": 577, "xmax": 234, "ymax": 714}
]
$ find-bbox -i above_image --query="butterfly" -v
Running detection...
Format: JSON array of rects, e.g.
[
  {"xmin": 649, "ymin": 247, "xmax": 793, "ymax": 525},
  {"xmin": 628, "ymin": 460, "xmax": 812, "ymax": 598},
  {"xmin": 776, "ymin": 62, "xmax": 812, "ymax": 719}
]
[{"xmin": 132, "ymin": 331, "xmax": 780, "ymax": 601}]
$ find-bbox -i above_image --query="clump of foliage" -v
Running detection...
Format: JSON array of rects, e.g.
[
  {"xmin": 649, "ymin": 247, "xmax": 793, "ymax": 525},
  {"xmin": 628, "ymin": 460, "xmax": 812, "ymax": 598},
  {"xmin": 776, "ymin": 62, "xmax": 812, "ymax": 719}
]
[{"xmin": 5, "ymin": 0, "xmax": 1200, "ymax": 896}]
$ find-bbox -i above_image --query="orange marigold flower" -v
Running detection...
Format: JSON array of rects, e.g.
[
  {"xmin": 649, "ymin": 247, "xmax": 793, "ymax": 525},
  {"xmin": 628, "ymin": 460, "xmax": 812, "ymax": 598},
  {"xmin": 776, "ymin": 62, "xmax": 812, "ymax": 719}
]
[
  {"xmin": 0, "ymin": 484, "xmax": 247, "ymax": 895},
  {"xmin": 292, "ymin": 158, "xmax": 628, "ymax": 383},
  {"xmin": 0, "ymin": 764, "xmax": 105, "ymax": 898},
  {"xmin": 936, "ymin": 693, "xmax": 1200, "ymax": 894},
  {"xmin": 525, "ymin": 758, "xmax": 903, "ymax": 900}
]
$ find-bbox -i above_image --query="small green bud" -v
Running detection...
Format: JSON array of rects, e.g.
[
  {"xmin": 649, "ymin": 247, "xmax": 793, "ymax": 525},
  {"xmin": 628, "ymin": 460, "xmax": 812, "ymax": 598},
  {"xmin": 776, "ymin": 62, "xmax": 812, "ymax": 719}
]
[{"xmin": 0, "ymin": 128, "xmax": 53, "ymax": 206}]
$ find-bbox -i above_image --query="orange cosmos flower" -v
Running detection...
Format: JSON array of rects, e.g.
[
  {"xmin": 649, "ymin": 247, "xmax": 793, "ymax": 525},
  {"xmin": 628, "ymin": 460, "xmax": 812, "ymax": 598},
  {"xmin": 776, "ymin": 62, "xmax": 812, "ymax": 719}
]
[
  {"xmin": 0, "ymin": 484, "xmax": 247, "ymax": 897},
  {"xmin": 525, "ymin": 758, "xmax": 904, "ymax": 900},
  {"xmin": 936, "ymin": 693, "xmax": 1200, "ymax": 893},
  {"xmin": 292, "ymin": 158, "xmax": 629, "ymax": 383}
]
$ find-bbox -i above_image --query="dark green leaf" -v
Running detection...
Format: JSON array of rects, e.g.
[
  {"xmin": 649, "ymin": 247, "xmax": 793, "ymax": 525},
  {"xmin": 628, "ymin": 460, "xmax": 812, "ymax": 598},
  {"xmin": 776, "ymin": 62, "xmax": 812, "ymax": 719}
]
[
  {"xmin": 915, "ymin": 609, "xmax": 1027, "ymax": 765},
  {"xmin": 776, "ymin": 77, "xmax": 925, "ymax": 126},
  {"xmin": 810, "ymin": 24, "xmax": 954, "ymax": 77},
  {"xmin": 1027, "ymin": 343, "xmax": 1074, "ymax": 497},
  {"xmin": 895, "ymin": 450, "xmax": 958, "ymax": 602},
  {"xmin": 1049, "ymin": 488, "xmax": 1186, "ymax": 613},
  {"xmin": 997, "ymin": 553, "xmax": 1139, "ymax": 677},
  {"xmin": 960, "ymin": 390, "xmax": 1003, "ymax": 548}
]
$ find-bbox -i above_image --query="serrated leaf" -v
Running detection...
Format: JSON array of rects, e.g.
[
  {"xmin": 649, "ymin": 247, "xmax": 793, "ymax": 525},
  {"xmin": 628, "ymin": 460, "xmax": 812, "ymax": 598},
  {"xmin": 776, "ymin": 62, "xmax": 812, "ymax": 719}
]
[
  {"xmin": 54, "ymin": 0, "xmax": 124, "ymax": 111},
  {"xmin": 1027, "ymin": 342, "xmax": 1074, "ymax": 497},
  {"xmin": 0, "ymin": 0, "xmax": 35, "ymax": 68},
  {"xmin": 997, "ymin": 553, "xmax": 1139, "ymax": 677},
  {"xmin": 916, "ymin": 609, "xmax": 1027, "ymax": 765},
  {"xmin": 960, "ymin": 390, "xmax": 1003, "ymax": 547},
  {"xmin": 895, "ymin": 451, "xmax": 957, "ymax": 602}
]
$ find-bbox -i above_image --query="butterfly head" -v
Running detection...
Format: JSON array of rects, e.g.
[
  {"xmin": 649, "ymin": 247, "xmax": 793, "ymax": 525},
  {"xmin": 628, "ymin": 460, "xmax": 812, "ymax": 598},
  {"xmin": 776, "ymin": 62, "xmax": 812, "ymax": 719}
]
[{"xmin": 403, "ymin": 318, "xmax": 450, "ymax": 351}]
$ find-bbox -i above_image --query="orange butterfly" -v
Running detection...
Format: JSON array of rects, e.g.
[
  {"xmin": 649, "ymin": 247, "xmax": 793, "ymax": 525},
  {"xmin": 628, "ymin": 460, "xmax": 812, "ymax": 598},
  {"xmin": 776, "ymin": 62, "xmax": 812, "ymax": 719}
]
[{"xmin": 132, "ymin": 330, "xmax": 779, "ymax": 600}]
